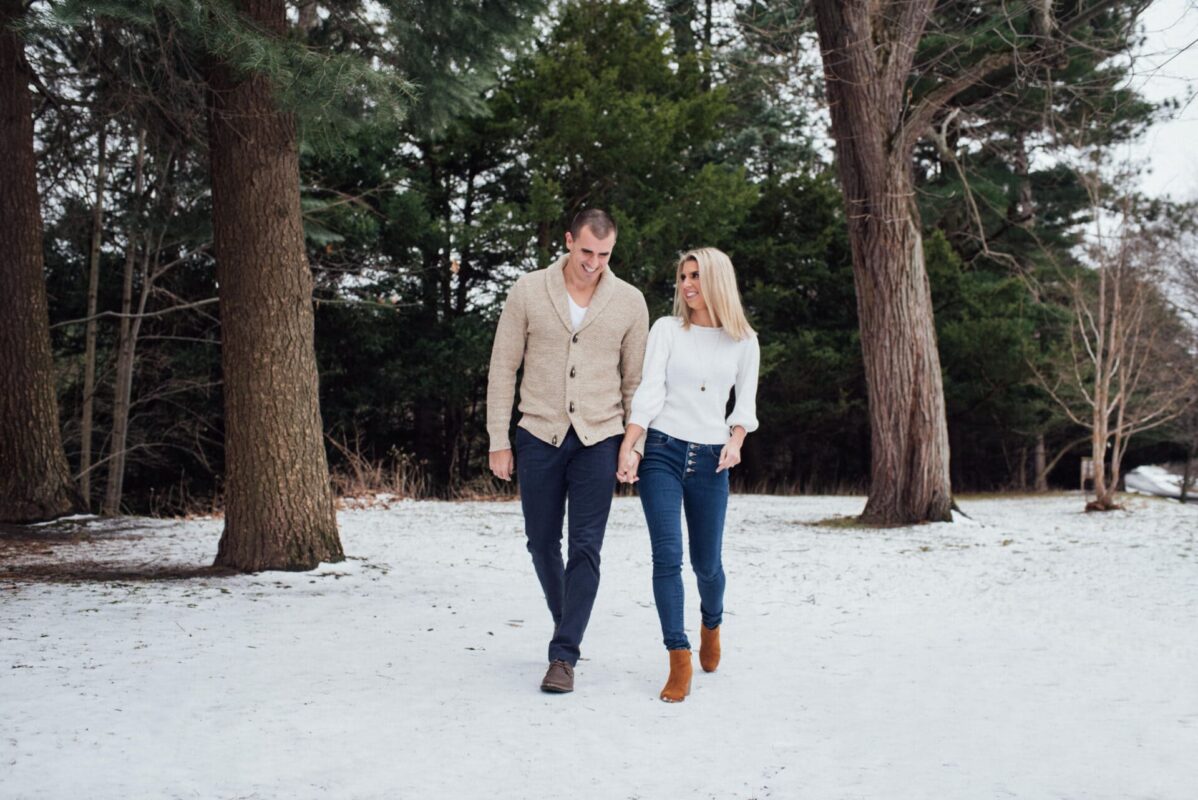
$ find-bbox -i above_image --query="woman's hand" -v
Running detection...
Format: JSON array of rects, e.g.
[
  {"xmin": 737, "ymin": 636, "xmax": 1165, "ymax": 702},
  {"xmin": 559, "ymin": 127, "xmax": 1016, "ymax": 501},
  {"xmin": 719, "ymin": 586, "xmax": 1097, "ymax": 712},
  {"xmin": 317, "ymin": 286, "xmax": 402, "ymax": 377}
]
[
  {"xmin": 616, "ymin": 443, "xmax": 641, "ymax": 483},
  {"xmin": 716, "ymin": 439, "xmax": 742, "ymax": 473}
]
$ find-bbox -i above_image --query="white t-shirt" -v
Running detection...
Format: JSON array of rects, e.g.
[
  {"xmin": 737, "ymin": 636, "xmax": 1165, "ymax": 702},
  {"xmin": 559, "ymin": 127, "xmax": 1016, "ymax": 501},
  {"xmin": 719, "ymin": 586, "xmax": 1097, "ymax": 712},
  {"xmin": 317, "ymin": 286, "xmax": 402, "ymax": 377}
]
[
  {"xmin": 629, "ymin": 316, "xmax": 760, "ymax": 445},
  {"xmin": 567, "ymin": 293, "xmax": 588, "ymax": 331}
]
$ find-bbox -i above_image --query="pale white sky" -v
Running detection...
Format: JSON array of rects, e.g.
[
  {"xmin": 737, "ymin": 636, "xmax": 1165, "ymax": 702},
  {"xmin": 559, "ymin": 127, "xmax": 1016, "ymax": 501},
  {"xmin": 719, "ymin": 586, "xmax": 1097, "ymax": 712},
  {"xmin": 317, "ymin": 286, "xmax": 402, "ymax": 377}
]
[{"xmin": 1124, "ymin": 0, "xmax": 1198, "ymax": 200}]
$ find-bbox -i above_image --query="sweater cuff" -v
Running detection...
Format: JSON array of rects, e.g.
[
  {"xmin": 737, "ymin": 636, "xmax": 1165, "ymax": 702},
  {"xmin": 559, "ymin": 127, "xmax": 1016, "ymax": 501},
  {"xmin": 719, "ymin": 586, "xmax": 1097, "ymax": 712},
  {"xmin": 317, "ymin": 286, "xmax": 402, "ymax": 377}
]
[{"xmin": 726, "ymin": 417, "xmax": 758, "ymax": 435}]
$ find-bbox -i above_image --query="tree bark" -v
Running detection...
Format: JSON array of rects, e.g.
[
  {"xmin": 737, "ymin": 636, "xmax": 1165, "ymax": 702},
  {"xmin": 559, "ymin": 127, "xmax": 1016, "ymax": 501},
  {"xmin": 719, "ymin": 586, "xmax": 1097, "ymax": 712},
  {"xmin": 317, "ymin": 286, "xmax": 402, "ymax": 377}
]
[
  {"xmin": 297, "ymin": 1, "xmax": 319, "ymax": 33},
  {"xmin": 80, "ymin": 126, "xmax": 109, "ymax": 508},
  {"xmin": 665, "ymin": 0, "xmax": 696, "ymax": 57},
  {"xmin": 1088, "ymin": 426, "xmax": 1112, "ymax": 510},
  {"xmin": 1034, "ymin": 433, "xmax": 1048, "ymax": 491},
  {"xmin": 1181, "ymin": 446, "xmax": 1193, "ymax": 504},
  {"xmin": 701, "ymin": 0, "xmax": 713, "ymax": 91},
  {"xmin": 1085, "ymin": 246, "xmax": 1118, "ymax": 512},
  {"xmin": 0, "ymin": 1, "xmax": 78, "ymax": 523},
  {"xmin": 813, "ymin": 0, "xmax": 953, "ymax": 524},
  {"xmin": 102, "ymin": 132, "xmax": 149, "ymax": 516},
  {"xmin": 207, "ymin": 0, "xmax": 341, "ymax": 570}
]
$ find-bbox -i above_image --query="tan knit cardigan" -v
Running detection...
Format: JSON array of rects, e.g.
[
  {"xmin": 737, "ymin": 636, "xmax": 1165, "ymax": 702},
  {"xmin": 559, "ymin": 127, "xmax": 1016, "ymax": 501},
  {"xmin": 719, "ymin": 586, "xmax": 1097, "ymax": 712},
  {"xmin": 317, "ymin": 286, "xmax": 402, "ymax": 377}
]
[{"xmin": 487, "ymin": 254, "xmax": 649, "ymax": 451}]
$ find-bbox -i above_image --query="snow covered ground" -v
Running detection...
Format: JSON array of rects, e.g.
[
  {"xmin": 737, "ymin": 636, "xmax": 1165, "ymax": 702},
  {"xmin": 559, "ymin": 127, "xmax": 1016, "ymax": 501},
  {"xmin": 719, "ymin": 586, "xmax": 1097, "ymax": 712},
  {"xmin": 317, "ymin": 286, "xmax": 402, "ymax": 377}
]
[
  {"xmin": 2, "ymin": 493, "xmax": 1196, "ymax": 799},
  {"xmin": 1126, "ymin": 465, "xmax": 1195, "ymax": 500}
]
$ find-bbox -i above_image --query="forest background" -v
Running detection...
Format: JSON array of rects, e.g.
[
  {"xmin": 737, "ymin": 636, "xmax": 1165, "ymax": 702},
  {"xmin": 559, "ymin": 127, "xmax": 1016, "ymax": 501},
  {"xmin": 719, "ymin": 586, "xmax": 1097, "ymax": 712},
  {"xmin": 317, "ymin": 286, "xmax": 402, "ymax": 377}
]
[{"xmin": 16, "ymin": 0, "xmax": 1198, "ymax": 516}]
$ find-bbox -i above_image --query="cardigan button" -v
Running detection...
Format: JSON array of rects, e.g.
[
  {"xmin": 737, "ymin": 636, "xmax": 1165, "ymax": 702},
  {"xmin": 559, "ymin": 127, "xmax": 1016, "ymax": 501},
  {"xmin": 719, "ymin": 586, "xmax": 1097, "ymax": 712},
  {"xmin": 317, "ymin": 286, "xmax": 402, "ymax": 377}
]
[
  {"xmin": 570, "ymin": 366, "xmax": 576, "ymax": 378},
  {"xmin": 552, "ymin": 435, "xmax": 558, "ymax": 445},
  {"xmin": 572, "ymin": 333, "xmax": 579, "ymax": 343},
  {"xmin": 569, "ymin": 401, "xmax": 575, "ymax": 413}
]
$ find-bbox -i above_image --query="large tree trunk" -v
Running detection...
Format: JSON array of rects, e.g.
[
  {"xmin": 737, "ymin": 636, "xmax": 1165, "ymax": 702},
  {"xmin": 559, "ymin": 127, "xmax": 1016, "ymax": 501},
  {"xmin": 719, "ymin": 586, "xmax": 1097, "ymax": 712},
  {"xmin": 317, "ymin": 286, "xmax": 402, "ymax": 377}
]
[
  {"xmin": 207, "ymin": 0, "xmax": 342, "ymax": 570},
  {"xmin": 813, "ymin": 0, "xmax": 953, "ymax": 524},
  {"xmin": 0, "ymin": 1, "xmax": 78, "ymax": 523}
]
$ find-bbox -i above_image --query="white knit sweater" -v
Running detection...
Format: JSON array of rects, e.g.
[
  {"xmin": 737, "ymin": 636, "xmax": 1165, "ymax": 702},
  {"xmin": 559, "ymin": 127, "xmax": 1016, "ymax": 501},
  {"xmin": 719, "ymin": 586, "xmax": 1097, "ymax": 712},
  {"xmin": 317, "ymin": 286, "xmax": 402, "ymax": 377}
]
[{"xmin": 629, "ymin": 316, "xmax": 760, "ymax": 445}]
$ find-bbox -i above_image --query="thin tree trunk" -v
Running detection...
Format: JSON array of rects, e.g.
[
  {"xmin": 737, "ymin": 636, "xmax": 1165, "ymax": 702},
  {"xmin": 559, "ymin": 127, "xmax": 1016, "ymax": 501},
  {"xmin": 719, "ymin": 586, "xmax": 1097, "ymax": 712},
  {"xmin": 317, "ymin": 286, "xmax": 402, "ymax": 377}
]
[
  {"xmin": 1034, "ymin": 433, "xmax": 1048, "ymax": 491},
  {"xmin": 1087, "ymin": 252, "xmax": 1118, "ymax": 511},
  {"xmin": 454, "ymin": 165, "xmax": 476, "ymax": 315},
  {"xmin": 0, "ymin": 0, "xmax": 78, "ymax": 523},
  {"xmin": 1181, "ymin": 446, "xmax": 1193, "ymax": 504},
  {"xmin": 666, "ymin": 0, "xmax": 696, "ymax": 56},
  {"xmin": 702, "ymin": 0, "xmax": 712, "ymax": 51},
  {"xmin": 1017, "ymin": 445, "xmax": 1028, "ymax": 490},
  {"xmin": 813, "ymin": 0, "xmax": 953, "ymax": 524},
  {"xmin": 1090, "ymin": 423, "xmax": 1110, "ymax": 508},
  {"xmin": 101, "ymin": 131, "xmax": 144, "ymax": 515},
  {"xmin": 701, "ymin": 0, "xmax": 713, "ymax": 91},
  {"xmin": 297, "ymin": 1, "xmax": 319, "ymax": 33},
  {"xmin": 1009, "ymin": 134, "xmax": 1034, "ymax": 229},
  {"xmin": 80, "ymin": 126, "xmax": 109, "ymax": 508},
  {"xmin": 1101, "ymin": 408, "xmax": 1131, "ymax": 510},
  {"xmin": 103, "ymin": 273, "xmax": 147, "ymax": 508},
  {"xmin": 207, "ymin": 0, "xmax": 341, "ymax": 570},
  {"xmin": 102, "ymin": 137, "xmax": 175, "ymax": 516}
]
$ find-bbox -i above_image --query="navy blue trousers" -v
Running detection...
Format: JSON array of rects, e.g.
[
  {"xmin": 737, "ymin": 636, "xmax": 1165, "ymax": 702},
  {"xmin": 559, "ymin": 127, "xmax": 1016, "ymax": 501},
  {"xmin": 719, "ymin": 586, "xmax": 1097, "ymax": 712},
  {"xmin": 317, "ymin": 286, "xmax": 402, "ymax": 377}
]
[{"xmin": 516, "ymin": 426, "xmax": 620, "ymax": 665}]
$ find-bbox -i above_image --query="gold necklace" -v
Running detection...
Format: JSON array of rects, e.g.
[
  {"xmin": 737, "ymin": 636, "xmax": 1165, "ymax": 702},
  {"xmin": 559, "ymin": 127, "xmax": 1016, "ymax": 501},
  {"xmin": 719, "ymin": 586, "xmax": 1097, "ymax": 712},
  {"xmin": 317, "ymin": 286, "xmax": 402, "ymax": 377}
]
[{"xmin": 699, "ymin": 327, "xmax": 726, "ymax": 392}]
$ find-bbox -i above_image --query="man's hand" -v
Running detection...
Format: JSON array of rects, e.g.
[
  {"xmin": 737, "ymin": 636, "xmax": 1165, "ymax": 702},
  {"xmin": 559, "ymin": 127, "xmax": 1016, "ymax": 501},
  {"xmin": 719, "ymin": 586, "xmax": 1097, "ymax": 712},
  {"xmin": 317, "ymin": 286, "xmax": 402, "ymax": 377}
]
[
  {"xmin": 616, "ymin": 443, "xmax": 641, "ymax": 484},
  {"xmin": 490, "ymin": 449, "xmax": 515, "ymax": 481}
]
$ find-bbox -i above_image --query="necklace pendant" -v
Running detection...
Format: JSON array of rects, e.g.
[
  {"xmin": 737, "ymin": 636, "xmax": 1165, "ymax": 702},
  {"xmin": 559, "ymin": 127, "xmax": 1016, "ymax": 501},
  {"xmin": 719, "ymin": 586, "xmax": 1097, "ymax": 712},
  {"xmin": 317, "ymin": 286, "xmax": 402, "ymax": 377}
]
[{"xmin": 700, "ymin": 383, "xmax": 706, "ymax": 391}]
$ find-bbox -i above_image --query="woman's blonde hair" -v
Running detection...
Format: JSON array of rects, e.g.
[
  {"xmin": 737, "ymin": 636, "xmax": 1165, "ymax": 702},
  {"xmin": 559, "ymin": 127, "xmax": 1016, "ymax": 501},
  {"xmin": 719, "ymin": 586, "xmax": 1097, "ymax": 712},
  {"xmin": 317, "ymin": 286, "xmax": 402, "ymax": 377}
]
[{"xmin": 672, "ymin": 247, "xmax": 755, "ymax": 341}]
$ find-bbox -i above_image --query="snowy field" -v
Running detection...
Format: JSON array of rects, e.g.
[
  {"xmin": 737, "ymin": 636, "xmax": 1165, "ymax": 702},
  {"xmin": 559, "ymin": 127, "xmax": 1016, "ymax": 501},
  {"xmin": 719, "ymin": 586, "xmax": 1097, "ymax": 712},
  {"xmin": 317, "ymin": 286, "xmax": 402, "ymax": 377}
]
[{"xmin": 2, "ymin": 493, "xmax": 1196, "ymax": 800}]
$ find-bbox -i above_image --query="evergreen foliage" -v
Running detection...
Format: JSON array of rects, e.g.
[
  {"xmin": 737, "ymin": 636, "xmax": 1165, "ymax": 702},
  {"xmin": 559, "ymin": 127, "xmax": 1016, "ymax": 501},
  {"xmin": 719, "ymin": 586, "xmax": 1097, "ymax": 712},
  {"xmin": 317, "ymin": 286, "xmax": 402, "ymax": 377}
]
[{"xmin": 23, "ymin": 0, "xmax": 1196, "ymax": 509}]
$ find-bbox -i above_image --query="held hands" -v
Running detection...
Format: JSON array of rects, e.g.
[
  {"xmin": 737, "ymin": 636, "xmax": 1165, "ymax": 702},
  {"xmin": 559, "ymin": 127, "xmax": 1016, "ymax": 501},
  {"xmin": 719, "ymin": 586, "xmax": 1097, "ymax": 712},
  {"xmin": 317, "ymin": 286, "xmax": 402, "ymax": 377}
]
[
  {"xmin": 489, "ymin": 448, "xmax": 515, "ymax": 481},
  {"xmin": 716, "ymin": 439, "xmax": 742, "ymax": 473},
  {"xmin": 616, "ymin": 443, "xmax": 641, "ymax": 484}
]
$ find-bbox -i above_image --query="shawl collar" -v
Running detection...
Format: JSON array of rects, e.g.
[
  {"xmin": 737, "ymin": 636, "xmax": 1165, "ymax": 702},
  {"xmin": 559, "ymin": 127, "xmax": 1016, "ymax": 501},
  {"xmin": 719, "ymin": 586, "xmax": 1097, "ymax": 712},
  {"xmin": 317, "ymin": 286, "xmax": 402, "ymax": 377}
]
[{"xmin": 545, "ymin": 253, "xmax": 618, "ymax": 334}]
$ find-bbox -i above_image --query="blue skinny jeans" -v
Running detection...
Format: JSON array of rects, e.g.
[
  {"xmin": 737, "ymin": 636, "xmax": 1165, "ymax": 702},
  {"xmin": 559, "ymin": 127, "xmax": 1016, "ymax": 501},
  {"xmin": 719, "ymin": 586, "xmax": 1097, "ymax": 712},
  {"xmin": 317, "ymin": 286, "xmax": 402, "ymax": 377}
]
[{"xmin": 637, "ymin": 428, "xmax": 729, "ymax": 651}]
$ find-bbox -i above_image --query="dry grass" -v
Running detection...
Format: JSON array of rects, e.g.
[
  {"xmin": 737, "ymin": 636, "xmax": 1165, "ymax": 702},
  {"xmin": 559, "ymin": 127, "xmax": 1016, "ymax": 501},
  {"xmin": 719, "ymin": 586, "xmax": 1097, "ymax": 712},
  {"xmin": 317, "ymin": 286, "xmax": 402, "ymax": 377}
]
[{"xmin": 327, "ymin": 432, "xmax": 431, "ymax": 500}]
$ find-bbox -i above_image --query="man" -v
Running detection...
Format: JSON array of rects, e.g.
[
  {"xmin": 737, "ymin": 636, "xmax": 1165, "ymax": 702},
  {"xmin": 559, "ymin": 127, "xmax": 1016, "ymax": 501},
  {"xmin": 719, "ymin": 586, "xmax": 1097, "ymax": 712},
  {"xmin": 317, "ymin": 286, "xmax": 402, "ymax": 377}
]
[{"xmin": 487, "ymin": 209, "xmax": 649, "ymax": 693}]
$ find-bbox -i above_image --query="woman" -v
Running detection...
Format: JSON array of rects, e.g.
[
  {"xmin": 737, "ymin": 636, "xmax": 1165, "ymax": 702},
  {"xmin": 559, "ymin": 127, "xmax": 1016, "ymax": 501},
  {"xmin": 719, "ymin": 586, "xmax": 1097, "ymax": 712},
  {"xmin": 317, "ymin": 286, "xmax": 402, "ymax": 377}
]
[{"xmin": 617, "ymin": 247, "xmax": 760, "ymax": 702}]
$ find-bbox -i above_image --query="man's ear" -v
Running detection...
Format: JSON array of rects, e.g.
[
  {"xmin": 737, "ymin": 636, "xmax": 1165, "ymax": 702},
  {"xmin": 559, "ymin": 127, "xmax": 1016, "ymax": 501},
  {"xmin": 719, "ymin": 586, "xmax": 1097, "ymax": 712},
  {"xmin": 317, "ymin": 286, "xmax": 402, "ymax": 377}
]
[{"xmin": 564, "ymin": 231, "xmax": 575, "ymax": 250}]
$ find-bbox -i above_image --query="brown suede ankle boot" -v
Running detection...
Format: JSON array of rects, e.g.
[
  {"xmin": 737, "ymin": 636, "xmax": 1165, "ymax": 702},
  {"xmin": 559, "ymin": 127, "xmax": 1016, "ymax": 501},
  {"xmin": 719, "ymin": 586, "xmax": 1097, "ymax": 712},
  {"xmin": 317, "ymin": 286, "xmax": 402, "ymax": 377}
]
[
  {"xmin": 699, "ymin": 624, "xmax": 721, "ymax": 673},
  {"xmin": 660, "ymin": 649, "xmax": 693, "ymax": 702}
]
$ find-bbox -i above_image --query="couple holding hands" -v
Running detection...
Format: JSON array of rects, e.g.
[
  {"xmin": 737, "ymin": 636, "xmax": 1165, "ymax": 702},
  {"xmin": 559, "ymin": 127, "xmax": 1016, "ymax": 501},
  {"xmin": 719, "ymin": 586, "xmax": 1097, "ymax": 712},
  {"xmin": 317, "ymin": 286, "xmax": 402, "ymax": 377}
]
[{"xmin": 486, "ymin": 209, "xmax": 760, "ymax": 702}]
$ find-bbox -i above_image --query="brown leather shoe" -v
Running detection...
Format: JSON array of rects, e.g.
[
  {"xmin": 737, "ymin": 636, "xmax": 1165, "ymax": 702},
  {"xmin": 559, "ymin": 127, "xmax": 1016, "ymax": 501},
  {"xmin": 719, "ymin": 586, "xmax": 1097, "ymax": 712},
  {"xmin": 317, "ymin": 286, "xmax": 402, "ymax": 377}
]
[
  {"xmin": 660, "ymin": 649, "xmax": 693, "ymax": 702},
  {"xmin": 699, "ymin": 624, "xmax": 721, "ymax": 673},
  {"xmin": 540, "ymin": 659, "xmax": 574, "ymax": 693}
]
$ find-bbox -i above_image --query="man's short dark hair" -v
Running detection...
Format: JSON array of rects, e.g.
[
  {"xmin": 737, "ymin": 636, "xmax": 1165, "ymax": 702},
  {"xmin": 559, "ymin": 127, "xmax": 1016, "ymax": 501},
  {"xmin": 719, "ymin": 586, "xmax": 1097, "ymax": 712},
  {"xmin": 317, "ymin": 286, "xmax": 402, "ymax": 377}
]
[{"xmin": 570, "ymin": 208, "xmax": 617, "ymax": 239}]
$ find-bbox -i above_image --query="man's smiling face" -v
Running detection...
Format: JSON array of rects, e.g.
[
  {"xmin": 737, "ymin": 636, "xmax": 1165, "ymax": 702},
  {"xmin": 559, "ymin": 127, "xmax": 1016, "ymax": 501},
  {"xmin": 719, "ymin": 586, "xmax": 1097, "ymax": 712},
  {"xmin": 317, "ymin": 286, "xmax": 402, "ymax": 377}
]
[{"xmin": 564, "ymin": 225, "xmax": 616, "ymax": 287}]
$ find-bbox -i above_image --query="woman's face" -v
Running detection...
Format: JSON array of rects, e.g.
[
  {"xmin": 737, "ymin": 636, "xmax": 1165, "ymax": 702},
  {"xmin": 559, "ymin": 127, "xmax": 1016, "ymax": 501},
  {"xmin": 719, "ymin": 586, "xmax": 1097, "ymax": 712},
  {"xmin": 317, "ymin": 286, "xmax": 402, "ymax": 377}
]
[{"xmin": 678, "ymin": 259, "xmax": 707, "ymax": 313}]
